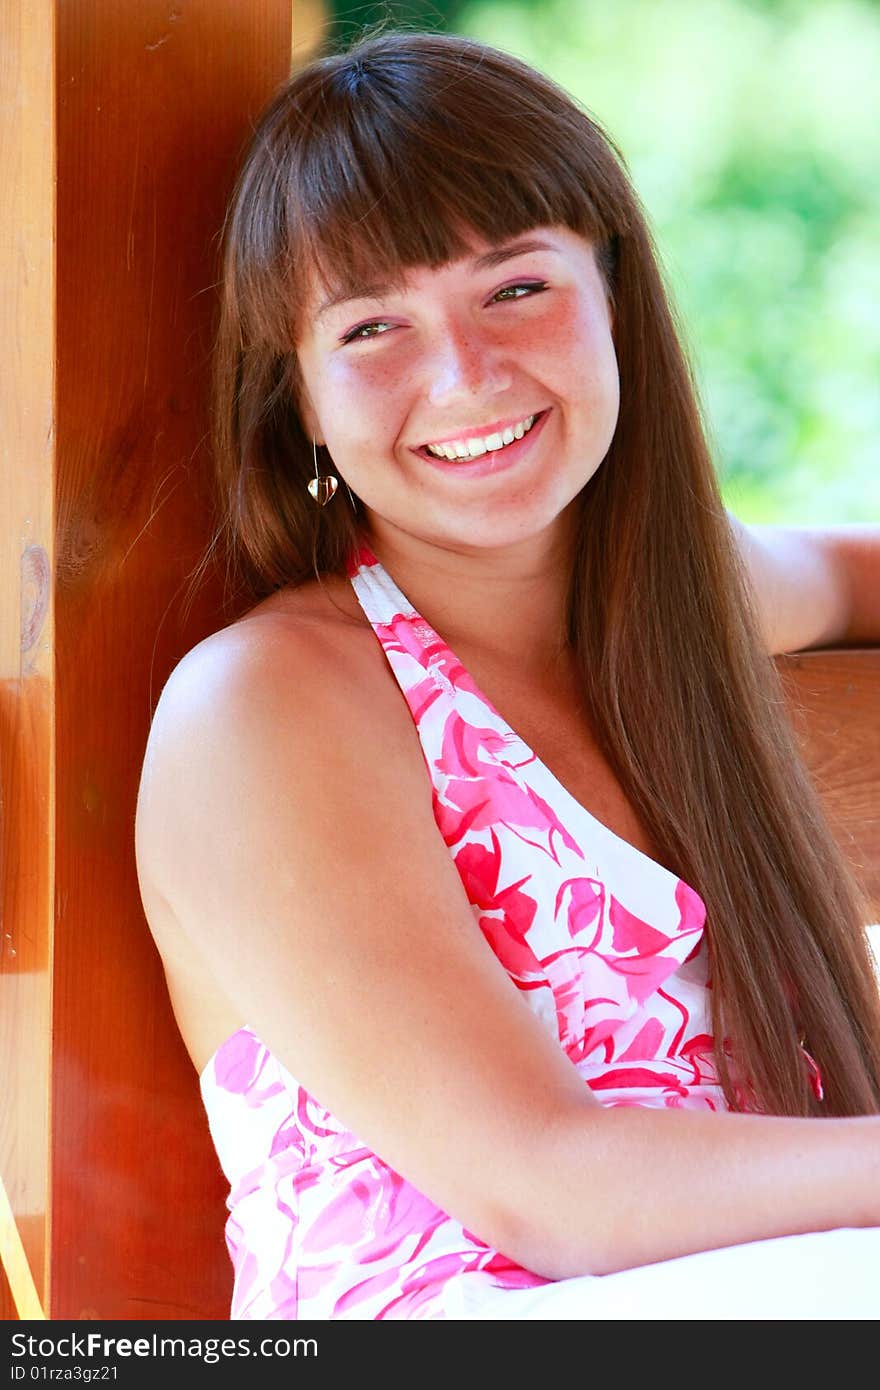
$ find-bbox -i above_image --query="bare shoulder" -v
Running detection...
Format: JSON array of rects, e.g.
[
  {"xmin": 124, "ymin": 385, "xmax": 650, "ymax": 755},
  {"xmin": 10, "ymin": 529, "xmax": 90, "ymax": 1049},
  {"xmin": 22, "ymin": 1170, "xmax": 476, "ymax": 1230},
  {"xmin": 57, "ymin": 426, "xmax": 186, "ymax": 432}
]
[
  {"xmin": 134, "ymin": 574, "xmax": 425, "ymax": 1070},
  {"xmin": 166, "ymin": 572, "xmax": 377, "ymax": 701},
  {"xmin": 143, "ymin": 572, "xmax": 401, "ymax": 759}
]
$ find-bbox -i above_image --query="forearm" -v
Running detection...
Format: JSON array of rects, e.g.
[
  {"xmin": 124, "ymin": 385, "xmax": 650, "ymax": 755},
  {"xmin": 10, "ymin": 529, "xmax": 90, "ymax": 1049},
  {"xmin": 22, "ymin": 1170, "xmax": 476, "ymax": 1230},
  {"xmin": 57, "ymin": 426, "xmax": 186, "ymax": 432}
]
[
  {"xmin": 727, "ymin": 513, "xmax": 880, "ymax": 652},
  {"xmin": 507, "ymin": 1103, "xmax": 880, "ymax": 1280},
  {"xmin": 807, "ymin": 523, "xmax": 880, "ymax": 646}
]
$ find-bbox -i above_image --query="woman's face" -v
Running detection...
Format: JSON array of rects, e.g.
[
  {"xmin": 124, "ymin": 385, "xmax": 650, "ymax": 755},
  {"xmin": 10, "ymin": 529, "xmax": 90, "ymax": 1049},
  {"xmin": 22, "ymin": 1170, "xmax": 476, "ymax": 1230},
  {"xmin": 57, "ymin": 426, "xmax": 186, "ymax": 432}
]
[{"xmin": 294, "ymin": 224, "xmax": 620, "ymax": 556}]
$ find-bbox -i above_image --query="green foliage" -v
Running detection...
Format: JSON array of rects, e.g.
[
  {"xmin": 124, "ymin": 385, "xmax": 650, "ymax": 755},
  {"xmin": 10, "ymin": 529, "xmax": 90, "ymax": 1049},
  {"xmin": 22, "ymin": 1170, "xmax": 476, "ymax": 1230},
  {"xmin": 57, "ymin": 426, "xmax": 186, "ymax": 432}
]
[
  {"xmin": 449, "ymin": 0, "xmax": 880, "ymax": 522},
  {"xmin": 325, "ymin": 0, "xmax": 465, "ymax": 44}
]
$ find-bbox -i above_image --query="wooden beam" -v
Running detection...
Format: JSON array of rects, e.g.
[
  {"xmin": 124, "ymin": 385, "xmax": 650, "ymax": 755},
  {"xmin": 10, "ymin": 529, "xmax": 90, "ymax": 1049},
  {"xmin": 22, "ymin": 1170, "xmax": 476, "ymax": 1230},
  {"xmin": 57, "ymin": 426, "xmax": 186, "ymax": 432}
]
[
  {"xmin": 1, "ymin": 0, "xmax": 293, "ymax": 1321},
  {"xmin": 0, "ymin": 0, "xmax": 55, "ymax": 1320}
]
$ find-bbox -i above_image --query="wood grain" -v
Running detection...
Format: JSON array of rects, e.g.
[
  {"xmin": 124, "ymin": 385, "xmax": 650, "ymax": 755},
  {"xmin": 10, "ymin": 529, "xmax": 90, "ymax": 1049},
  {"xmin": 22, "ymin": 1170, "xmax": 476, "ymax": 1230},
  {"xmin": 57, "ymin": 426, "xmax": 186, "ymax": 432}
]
[
  {"xmin": 776, "ymin": 648, "xmax": 880, "ymax": 919},
  {"xmin": 50, "ymin": 0, "xmax": 294, "ymax": 1323},
  {"xmin": 0, "ymin": 1249, "xmax": 17, "ymax": 1322},
  {"xmin": 0, "ymin": 0, "xmax": 55, "ymax": 1321},
  {"xmin": 1, "ymin": 0, "xmax": 292, "ymax": 1322}
]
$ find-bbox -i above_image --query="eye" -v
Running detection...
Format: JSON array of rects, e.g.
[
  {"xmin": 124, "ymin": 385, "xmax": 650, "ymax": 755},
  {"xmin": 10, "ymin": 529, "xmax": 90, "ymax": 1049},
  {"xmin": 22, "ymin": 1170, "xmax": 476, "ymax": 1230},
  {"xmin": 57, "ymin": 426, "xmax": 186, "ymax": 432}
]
[
  {"xmin": 490, "ymin": 280, "xmax": 549, "ymax": 303},
  {"xmin": 339, "ymin": 320, "xmax": 395, "ymax": 344}
]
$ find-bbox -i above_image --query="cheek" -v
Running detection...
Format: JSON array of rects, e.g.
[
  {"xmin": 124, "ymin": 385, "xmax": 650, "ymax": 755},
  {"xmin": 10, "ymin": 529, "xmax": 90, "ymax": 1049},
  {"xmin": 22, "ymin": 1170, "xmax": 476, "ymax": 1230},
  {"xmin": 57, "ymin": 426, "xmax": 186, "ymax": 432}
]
[
  {"xmin": 321, "ymin": 356, "xmax": 408, "ymax": 438},
  {"xmin": 311, "ymin": 361, "xmax": 417, "ymax": 487},
  {"xmin": 530, "ymin": 304, "xmax": 619, "ymax": 413},
  {"xmin": 584, "ymin": 336, "xmax": 620, "ymax": 447},
  {"xmin": 298, "ymin": 340, "xmax": 405, "ymax": 458},
  {"xmin": 589, "ymin": 328, "xmax": 620, "ymax": 411}
]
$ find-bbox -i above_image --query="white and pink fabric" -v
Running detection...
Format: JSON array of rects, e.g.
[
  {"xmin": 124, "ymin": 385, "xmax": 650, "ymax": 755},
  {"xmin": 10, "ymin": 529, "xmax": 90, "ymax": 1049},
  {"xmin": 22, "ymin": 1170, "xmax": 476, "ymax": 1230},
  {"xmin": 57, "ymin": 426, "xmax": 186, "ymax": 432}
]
[{"xmin": 199, "ymin": 540, "xmax": 880, "ymax": 1319}]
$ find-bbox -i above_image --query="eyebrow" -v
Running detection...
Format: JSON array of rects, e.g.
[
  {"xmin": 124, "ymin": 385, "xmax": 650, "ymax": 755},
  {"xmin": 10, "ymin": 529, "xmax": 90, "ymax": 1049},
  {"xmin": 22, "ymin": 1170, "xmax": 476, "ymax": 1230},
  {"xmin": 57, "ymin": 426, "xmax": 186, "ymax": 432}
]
[{"xmin": 314, "ymin": 237, "xmax": 559, "ymax": 323}]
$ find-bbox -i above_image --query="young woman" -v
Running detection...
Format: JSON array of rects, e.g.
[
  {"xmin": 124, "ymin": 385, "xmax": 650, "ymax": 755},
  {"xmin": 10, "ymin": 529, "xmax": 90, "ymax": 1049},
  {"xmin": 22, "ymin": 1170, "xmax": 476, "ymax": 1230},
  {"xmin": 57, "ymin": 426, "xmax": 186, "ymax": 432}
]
[{"xmin": 134, "ymin": 30, "xmax": 880, "ymax": 1320}]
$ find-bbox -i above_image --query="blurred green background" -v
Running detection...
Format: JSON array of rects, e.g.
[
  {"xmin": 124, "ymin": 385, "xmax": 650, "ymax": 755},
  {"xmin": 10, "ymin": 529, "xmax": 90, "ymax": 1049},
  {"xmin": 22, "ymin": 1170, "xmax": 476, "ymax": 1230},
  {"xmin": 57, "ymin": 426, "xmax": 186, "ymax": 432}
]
[{"xmin": 312, "ymin": 0, "xmax": 879, "ymax": 524}]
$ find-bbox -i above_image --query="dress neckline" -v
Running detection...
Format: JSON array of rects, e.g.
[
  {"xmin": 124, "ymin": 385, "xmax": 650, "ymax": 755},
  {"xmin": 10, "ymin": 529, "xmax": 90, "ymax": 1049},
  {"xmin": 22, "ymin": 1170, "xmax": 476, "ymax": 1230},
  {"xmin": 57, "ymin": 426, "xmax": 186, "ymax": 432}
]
[{"xmin": 347, "ymin": 537, "xmax": 707, "ymax": 920}]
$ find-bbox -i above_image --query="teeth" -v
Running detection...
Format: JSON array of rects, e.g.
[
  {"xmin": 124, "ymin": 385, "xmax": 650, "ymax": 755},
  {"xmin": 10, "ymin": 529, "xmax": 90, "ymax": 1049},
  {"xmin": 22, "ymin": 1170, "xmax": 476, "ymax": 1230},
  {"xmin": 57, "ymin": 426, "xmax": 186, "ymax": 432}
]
[{"xmin": 424, "ymin": 413, "xmax": 537, "ymax": 460}]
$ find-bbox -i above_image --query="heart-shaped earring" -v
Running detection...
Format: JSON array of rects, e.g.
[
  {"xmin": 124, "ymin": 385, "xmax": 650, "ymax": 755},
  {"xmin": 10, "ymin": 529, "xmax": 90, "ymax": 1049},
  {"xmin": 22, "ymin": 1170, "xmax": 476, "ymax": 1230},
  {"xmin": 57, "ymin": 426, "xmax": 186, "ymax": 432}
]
[
  {"xmin": 307, "ymin": 474, "xmax": 339, "ymax": 506},
  {"xmin": 308, "ymin": 440, "xmax": 339, "ymax": 507}
]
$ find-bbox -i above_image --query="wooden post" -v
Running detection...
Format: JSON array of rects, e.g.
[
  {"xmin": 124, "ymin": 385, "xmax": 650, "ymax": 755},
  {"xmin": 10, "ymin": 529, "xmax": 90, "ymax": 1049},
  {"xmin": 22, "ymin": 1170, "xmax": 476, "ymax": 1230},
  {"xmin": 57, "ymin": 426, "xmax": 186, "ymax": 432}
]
[
  {"xmin": 0, "ymin": 0, "xmax": 55, "ymax": 1323},
  {"xmin": 1, "ymin": 0, "xmax": 292, "ymax": 1320}
]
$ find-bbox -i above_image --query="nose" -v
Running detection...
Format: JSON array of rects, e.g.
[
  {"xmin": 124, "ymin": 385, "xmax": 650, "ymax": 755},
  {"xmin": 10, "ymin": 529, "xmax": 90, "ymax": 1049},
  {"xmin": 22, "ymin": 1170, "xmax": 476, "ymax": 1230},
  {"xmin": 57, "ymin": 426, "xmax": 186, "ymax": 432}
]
[{"xmin": 426, "ymin": 321, "xmax": 512, "ymax": 407}]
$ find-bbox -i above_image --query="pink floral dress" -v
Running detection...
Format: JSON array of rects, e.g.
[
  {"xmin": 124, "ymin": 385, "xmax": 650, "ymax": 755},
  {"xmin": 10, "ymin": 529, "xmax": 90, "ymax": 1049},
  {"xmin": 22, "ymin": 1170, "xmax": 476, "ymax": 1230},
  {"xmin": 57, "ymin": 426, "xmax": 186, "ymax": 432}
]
[{"xmin": 198, "ymin": 541, "xmax": 880, "ymax": 1320}]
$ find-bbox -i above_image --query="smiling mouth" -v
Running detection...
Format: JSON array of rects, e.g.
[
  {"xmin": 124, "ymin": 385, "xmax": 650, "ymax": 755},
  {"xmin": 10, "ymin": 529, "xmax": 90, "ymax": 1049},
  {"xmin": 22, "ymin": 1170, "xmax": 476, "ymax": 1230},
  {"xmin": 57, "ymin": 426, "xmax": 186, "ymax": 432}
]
[{"xmin": 419, "ymin": 411, "xmax": 545, "ymax": 461}]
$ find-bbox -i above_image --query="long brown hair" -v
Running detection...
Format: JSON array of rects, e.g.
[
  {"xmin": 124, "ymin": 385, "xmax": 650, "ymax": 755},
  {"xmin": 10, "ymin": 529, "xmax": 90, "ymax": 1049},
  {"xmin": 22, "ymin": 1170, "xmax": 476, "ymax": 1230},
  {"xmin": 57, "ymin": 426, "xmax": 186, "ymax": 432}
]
[{"xmin": 206, "ymin": 28, "xmax": 880, "ymax": 1116}]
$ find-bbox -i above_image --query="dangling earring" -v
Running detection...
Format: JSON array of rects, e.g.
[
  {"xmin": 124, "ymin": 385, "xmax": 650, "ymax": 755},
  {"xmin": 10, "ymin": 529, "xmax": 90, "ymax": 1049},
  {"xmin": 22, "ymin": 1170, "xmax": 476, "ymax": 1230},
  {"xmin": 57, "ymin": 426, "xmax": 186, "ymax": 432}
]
[
  {"xmin": 308, "ymin": 439, "xmax": 338, "ymax": 507},
  {"xmin": 308, "ymin": 439, "xmax": 359, "ymax": 514}
]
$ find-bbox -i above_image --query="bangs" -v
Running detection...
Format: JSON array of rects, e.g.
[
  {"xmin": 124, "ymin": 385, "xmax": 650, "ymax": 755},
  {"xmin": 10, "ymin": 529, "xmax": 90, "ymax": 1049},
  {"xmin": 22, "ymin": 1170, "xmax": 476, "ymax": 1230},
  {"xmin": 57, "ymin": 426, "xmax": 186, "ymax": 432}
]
[
  {"xmin": 270, "ymin": 35, "xmax": 626, "ymax": 329},
  {"xmin": 292, "ymin": 113, "xmax": 601, "ymax": 303}
]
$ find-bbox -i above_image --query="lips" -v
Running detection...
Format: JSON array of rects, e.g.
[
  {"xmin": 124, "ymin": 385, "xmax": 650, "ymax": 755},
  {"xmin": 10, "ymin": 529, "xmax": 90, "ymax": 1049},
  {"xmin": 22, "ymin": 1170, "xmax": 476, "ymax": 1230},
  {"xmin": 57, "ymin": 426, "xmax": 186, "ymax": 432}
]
[
  {"xmin": 417, "ymin": 408, "xmax": 536, "ymax": 458},
  {"xmin": 413, "ymin": 408, "xmax": 551, "ymax": 477},
  {"xmin": 414, "ymin": 409, "xmax": 549, "ymax": 464}
]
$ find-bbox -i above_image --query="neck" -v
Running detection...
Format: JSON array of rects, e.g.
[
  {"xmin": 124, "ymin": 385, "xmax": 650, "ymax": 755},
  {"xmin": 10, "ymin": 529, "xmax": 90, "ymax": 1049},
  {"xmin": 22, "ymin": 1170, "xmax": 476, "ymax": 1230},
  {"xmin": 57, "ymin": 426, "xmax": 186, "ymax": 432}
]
[{"xmin": 359, "ymin": 511, "xmax": 578, "ymax": 675}]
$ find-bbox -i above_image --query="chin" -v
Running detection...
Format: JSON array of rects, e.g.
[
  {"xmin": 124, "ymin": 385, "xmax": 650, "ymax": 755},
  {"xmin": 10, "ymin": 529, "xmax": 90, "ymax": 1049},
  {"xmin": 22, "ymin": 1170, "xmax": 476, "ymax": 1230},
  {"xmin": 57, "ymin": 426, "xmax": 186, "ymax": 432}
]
[{"xmin": 392, "ymin": 503, "xmax": 580, "ymax": 558}]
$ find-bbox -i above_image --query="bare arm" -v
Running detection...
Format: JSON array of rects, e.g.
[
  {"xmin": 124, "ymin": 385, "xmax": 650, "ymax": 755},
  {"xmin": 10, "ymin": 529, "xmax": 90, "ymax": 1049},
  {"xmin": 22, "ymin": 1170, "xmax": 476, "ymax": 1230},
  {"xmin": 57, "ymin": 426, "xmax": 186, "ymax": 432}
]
[
  {"xmin": 728, "ymin": 513, "xmax": 880, "ymax": 654},
  {"xmin": 135, "ymin": 624, "xmax": 880, "ymax": 1282}
]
